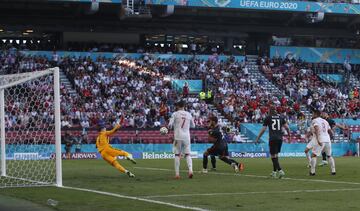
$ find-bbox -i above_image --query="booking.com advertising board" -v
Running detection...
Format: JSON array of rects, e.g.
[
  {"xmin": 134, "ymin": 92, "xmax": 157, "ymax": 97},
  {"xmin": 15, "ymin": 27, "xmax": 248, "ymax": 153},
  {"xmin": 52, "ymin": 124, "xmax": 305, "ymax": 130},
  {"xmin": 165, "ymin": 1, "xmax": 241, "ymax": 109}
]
[
  {"xmin": 4, "ymin": 143, "xmax": 358, "ymax": 160},
  {"xmin": 270, "ymin": 46, "xmax": 360, "ymax": 64},
  {"xmin": 146, "ymin": 0, "xmax": 360, "ymax": 15}
]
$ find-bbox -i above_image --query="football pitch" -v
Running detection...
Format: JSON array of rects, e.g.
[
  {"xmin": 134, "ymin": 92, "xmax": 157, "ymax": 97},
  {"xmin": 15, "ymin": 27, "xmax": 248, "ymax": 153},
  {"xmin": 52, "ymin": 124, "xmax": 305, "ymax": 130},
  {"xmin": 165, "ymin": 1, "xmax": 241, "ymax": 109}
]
[{"xmin": 1, "ymin": 157, "xmax": 360, "ymax": 211}]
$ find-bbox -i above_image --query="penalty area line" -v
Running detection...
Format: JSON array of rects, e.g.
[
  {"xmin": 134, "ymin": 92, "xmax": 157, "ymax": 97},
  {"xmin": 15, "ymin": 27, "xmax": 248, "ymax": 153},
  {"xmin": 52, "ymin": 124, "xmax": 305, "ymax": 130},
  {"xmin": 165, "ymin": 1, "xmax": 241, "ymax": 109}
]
[
  {"xmin": 61, "ymin": 186, "xmax": 210, "ymax": 211},
  {"xmin": 144, "ymin": 188, "xmax": 360, "ymax": 199},
  {"xmin": 135, "ymin": 167, "xmax": 360, "ymax": 186}
]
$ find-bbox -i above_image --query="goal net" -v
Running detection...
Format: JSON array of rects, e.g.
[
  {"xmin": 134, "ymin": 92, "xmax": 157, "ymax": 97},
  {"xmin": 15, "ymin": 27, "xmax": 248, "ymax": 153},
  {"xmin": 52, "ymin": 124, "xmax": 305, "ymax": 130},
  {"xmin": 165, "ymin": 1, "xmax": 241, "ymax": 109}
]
[{"xmin": 0, "ymin": 68, "xmax": 62, "ymax": 188}]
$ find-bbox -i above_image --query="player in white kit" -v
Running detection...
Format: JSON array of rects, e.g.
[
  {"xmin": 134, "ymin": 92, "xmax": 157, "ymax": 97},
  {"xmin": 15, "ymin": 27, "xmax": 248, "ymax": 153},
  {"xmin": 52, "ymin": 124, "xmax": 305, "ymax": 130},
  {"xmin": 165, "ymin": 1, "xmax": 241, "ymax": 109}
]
[
  {"xmin": 168, "ymin": 100, "xmax": 195, "ymax": 179},
  {"xmin": 306, "ymin": 110, "xmax": 336, "ymax": 176},
  {"xmin": 304, "ymin": 127, "xmax": 315, "ymax": 168}
]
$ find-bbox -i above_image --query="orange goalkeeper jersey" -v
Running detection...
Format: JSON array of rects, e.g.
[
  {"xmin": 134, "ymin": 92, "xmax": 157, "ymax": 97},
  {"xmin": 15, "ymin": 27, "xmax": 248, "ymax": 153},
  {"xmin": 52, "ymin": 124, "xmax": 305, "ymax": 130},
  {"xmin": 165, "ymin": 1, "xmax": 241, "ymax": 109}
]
[{"xmin": 96, "ymin": 124, "xmax": 120, "ymax": 152}]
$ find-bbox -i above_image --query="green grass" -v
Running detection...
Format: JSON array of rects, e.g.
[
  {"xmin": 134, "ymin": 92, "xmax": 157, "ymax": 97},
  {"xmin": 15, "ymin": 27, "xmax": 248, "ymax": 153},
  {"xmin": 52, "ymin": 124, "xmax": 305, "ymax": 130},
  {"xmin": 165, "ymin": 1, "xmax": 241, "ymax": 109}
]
[{"xmin": 1, "ymin": 157, "xmax": 360, "ymax": 211}]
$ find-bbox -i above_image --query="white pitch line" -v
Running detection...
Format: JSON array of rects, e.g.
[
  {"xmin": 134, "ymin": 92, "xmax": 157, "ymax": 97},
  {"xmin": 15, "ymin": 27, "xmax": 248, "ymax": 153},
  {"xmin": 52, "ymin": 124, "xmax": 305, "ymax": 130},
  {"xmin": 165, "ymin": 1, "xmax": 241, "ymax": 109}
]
[
  {"xmin": 134, "ymin": 167, "xmax": 360, "ymax": 186},
  {"xmin": 62, "ymin": 186, "xmax": 210, "ymax": 211},
  {"xmin": 144, "ymin": 188, "xmax": 360, "ymax": 199},
  {"xmin": 281, "ymin": 177, "xmax": 360, "ymax": 185}
]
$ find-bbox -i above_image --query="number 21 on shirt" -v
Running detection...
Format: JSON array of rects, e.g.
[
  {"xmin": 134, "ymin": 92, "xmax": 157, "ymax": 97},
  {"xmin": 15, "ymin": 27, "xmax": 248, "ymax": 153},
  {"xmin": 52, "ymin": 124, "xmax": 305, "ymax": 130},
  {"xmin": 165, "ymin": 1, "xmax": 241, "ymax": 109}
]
[{"xmin": 272, "ymin": 119, "xmax": 281, "ymax": 130}]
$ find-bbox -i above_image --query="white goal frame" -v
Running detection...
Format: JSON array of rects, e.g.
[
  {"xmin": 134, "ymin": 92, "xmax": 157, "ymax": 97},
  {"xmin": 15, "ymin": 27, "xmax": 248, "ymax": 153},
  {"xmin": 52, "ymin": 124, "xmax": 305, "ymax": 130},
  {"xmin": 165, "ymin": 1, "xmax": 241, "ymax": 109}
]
[{"xmin": 0, "ymin": 67, "xmax": 62, "ymax": 187}]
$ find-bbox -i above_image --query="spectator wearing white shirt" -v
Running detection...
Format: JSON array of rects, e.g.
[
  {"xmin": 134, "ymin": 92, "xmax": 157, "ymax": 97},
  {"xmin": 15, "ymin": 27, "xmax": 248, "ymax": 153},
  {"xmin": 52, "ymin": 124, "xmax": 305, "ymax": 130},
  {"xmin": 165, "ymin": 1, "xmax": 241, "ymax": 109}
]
[
  {"xmin": 80, "ymin": 119, "xmax": 90, "ymax": 135},
  {"xmin": 233, "ymin": 131, "xmax": 244, "ymax": 143},
  {"xmin": 61, "ymin": 117, "xmax": 72, "ymax": 130}
]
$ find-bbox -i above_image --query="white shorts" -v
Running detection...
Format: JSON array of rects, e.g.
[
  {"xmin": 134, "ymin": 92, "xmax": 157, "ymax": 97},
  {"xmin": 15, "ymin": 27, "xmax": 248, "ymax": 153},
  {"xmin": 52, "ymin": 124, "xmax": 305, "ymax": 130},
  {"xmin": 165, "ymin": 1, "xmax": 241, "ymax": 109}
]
[
  {"xmin": 173, "ymin": 139, "xmax": 191, "ymax": 155},
  {"xmin": 306, "ymin": 140, "xmax": 317, "ymax": 150},
  {"xmin": 307, "ymin": 141, "xmax": 332, "ymax": 157},
  {"xmin": 311, "ymin": 144, "xmax": 324, "ymax": 157},
  {"xmin": 322, "ymin": 142, "xmax": 332, "ymax": 156}
]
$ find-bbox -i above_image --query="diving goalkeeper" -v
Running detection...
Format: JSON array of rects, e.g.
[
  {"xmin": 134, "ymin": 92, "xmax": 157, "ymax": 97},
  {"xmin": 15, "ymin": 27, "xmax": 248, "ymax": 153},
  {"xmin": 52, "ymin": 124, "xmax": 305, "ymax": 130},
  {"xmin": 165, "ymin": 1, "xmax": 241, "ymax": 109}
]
[{"xmin": 96, "ymin": 117, "xmax": 136, "ymax": 178}]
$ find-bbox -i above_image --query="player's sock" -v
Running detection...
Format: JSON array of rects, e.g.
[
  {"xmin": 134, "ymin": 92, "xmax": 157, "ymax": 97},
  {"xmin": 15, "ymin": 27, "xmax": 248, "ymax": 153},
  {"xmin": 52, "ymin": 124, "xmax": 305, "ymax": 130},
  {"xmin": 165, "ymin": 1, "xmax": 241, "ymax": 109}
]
[
  {"xmin": 328, "ymin": 156, "xmax": 336, "ymax": 173},
  {"xmin": 211, "ymin": 156, "xmax": 216, "ymax": 169},
  {"xmin": 271, "ymin": 158, "xmax": 277, "ymax": 171},
  {"xmin": 203, "ymin": 154, "xmax": 208, "ymax": 169},
  {"xmin": 271, "ymin": 157, "xmax": 282, "ymax": 171},
  {"xmin": 175, "ymin": 155, "xmax": 180, "ymax": 177},
  {"xmin": 185, "ymin": 154, "xmax": 193, "ymax": 174},
  {"xmin": 228, "ymin": 159, "xmax": 239, "ymax": 166},
  {"xmin": 322, "ymin": 152, "xmax": 327, "ymax": 161},
  {"xmin": 310, "ymin": 157, "xmax": 317, "ymax": 174},
  {"xmin": 112, "ymin": 161, "xmax": 126, "ymax": 173},
  {"xmin": 306, "ymin": 152, "xmax": 311, "ymax": 165},
  {"xmin": 275, "ymin": 158, "xmax": 282, "ymax": 171},
  {"xmin": 219, "ymin": 156, "xmax": 232, "ymax": 165}
]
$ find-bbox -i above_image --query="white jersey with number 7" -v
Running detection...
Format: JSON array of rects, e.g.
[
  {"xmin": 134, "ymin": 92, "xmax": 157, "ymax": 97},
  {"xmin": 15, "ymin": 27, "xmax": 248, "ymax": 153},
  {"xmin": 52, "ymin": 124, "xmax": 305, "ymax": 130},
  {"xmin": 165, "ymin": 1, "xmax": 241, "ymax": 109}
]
[
  {"xmin": 168, "ymin": 110, "xmax": 195, "ymax": 141},
  {"xmin": 311, "ymin": 117, "xmax": 331, "ymax": 143}
]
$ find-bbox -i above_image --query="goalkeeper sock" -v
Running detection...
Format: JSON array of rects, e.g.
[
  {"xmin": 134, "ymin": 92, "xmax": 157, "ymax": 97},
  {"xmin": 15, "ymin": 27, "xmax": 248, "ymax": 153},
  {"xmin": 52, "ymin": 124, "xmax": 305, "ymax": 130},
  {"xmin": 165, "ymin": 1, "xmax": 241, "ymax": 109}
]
[
  {"xmin": 185, "ymin": 154, "xmax": 193, "ymax": 173},
  {"xmin": 112, "ymin": 161, "xmax": 126, "ymax": 173},
  {"xmin": 175, "ymin": 155, "xmax": 180, "ymax": 176}
]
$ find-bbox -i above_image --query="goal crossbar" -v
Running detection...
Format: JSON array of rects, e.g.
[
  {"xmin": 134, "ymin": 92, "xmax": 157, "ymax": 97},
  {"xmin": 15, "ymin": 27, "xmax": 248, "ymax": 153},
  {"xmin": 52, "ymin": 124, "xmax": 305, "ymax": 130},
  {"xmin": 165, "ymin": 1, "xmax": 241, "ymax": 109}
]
[{"xmin": 0, "ymin": 70, "xmax": 54, "ymax": 90}]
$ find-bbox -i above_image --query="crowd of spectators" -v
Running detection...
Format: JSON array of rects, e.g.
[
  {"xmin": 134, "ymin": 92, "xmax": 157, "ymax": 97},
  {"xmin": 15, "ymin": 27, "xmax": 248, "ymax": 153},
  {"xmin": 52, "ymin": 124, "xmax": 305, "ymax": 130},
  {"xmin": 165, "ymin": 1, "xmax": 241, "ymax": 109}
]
[
  {"xmin": 209, "ymin": 62, "xmax": 272, "ymax": 124},
  {"xmin": 1, "ymin": 48, "xmax": 214, "ymax": 134},
  {"xmin": 1, "ymin": 45, "xmax": 360, "ymax": 145},
  {"xmin": 193, "ymin": 57, "xmax": 304, "ymax": 127},
  {"xmin": 59, "ymin": 55, "xmax": 213, "ymax": 129},
  {"xmin": 259, "ymin": 56, "xmax": 360, "ymax": 119}
]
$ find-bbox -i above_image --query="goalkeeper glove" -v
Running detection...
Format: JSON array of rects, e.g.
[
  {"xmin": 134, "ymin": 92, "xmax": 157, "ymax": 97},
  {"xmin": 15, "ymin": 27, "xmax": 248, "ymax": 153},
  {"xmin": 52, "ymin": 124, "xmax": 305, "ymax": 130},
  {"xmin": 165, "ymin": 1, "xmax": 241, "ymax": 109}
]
[{"xmin": 116, "ymin": 116, "xmax": 125, "ymax": 126}]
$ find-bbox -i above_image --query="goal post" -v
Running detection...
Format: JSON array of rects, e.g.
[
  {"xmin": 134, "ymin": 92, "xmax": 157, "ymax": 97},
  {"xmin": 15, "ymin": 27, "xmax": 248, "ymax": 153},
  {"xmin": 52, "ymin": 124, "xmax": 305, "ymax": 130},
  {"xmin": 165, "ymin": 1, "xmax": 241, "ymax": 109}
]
[
  {"xmin": 0, "ymin": 67, "xmax": 62, "ymax": 188},
  {"xmin": 54, "ymin": 68, "xmax": 62, "ymax": 187},
  {"xmin": 1, "ymin": 88, "xmax": 5, "ymax": 177}
]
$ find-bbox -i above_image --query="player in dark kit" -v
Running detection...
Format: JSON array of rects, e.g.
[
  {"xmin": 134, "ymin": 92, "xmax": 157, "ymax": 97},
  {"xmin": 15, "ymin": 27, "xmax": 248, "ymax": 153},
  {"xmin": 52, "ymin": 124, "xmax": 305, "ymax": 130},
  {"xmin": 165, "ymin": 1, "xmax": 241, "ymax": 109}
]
[
  {"xmin": 202, "ymin": 116, "xmax": 244, "ymax": 173},
  {"xmin": 255, "ymin": 107, "xmax": 290, "ymax": 179}
]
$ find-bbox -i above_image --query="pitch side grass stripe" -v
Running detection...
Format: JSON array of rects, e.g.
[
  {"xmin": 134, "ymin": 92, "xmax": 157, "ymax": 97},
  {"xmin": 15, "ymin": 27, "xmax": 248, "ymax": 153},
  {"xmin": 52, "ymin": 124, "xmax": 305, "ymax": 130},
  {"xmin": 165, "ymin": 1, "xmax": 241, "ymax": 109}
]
[
  {"xmin": 62, "ymin": 186, "xmax": 210, "ymax": 211},
  {"xmin": 135, "ymin": 167, "xmax": 360, "ymax": 186},
  {"xmin": 144, "ymin": 188, "xmax": 360, "ymax": 199}
]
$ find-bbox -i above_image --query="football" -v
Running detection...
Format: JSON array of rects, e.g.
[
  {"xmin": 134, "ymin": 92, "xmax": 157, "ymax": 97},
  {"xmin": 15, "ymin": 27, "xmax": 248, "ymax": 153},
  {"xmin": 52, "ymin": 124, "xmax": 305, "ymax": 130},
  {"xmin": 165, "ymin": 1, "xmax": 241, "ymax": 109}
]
[{"xmin": 159, "ymin": 127, "xmax": 168, "ymax": 135}]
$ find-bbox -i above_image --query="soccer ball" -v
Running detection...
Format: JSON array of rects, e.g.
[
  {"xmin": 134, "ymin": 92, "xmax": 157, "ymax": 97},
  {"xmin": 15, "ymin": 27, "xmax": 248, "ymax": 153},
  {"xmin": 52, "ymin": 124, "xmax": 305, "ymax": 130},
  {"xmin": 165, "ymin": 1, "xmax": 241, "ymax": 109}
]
[{"xmin": 160, "ymin": 127, "xmax": 168, "ymax": 135}]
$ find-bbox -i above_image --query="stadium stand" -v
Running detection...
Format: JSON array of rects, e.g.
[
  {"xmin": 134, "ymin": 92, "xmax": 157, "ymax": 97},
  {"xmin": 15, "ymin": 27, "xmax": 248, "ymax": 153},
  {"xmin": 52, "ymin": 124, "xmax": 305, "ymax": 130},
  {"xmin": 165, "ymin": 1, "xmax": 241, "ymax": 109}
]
[
  {"xmin": 259, "ymin": 56, "xmax": 360, "ymax": 119},
  {"xmin": 1, "ymin": 45, "xmax": 359, "ymax": 144}
]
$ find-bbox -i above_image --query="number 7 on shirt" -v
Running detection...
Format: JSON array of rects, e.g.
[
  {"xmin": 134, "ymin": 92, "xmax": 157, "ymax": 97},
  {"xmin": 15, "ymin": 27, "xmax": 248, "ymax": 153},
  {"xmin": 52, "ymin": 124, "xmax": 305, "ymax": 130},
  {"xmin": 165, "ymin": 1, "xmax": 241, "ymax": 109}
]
[{"xmin": 181, "ymin": 117, "xmax": 186, "ymax": 128}]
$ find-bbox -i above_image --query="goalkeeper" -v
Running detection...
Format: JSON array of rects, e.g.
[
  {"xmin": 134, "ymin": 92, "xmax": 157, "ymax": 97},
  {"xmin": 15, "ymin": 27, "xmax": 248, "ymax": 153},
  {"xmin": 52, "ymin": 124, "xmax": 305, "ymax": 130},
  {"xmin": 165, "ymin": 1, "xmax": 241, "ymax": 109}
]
[{"xmin": 96, "ymin": 117, "xmax": 136, "ymax": 178}]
